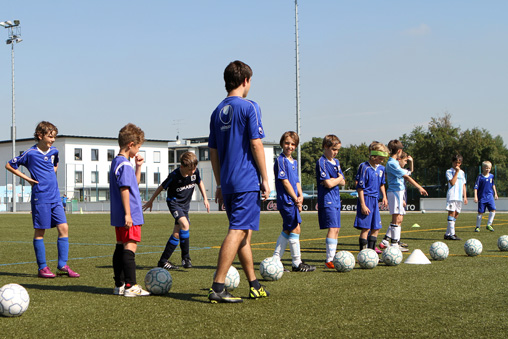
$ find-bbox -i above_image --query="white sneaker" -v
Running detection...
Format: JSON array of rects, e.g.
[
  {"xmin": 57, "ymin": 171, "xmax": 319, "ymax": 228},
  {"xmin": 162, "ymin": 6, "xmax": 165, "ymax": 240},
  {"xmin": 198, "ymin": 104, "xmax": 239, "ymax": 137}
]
[
  {"xmin": 124, "ymin": 284, "xmax": 151, "ymax": 297},
  {"xmin": 391, "ymin": 243, "xmax": 409, "ymax": 252},
  {"xmin": 113, "ymin": 284, "xmax": 125, "ymax": 296}
]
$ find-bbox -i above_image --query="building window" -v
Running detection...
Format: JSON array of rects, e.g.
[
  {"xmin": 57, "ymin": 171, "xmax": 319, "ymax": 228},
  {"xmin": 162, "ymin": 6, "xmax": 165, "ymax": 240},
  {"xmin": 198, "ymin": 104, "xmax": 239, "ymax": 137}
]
[
  {"xmin": 91, "ymin": 149, "xmax": 99, "ymax": 161},
  {"xmin": 176, "ymin": 149, "xmax": 187, "ymax": 163},
  {"xmin": 169, "ymin": 165, "xmax": 175, "ymax": 172},
  {"xmin": 107, "ymin": 171, "xmax": 110, "ymax": 184},
  {"xmin": 199, "ymin": 148, "xmax": 209, "ymax": 161},
  {"xmin": 75, "ymin": 148, "xmax": 82, "ymax": 161},
  {"xmin": 140, "ymin": 172, "xmax": 146, "ymax": 184},
  {"xmin": 154, "ymin": 172, "xmax": 160, "ymax": 184},
  {"xmin": 75, "ymin": 171, "xmax": 83, "ymax": 184},
  {"xmin": 139, "ymin": 151, "xmax": 146, "ymax": 161},
  {"xmin": 169, "ymin": 150, "xmax": 175, "ymax": 163},
  {"xmin": 154, "ymin": 151, "xmax": 161, "ymax": 163},
  {"xmin": 91, "ymin": 171, "xmax": 98, "ymax": 184},
  {"xmin": 107, "ymin": 149, "xmax": 115, "ymax": 161}
]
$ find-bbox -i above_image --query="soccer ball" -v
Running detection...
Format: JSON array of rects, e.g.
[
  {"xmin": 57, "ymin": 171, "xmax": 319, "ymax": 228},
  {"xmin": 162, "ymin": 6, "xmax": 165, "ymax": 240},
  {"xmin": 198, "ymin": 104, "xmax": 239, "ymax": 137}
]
[
  {"xmin": 0, "ymin": 284, "xmax": 30, "ymax": 317},
  {"xmin": 144, "ymin": 268, "xmax": 172, "ymax": 295},
  {"xmin": 213, "ymin": 266, "xmax": 240, "ymax": 291},
  {"xmin": 357, "ymin": 249, "xmax": 379, "ymax": 269},
  {"xmin": 464, "ymin": 238, "xmax": 483, "ymax": 257},
  {"xmin": 382, "ymin": 246, "xmax": 403, "ymax": 266},
  {"xmin": 498, "ymin": 235, "xmax": 508, "ymax": 251},
  {"xmin": 429, "ymin": 241, "xmax": 449, "ymax": 261},
  {"xmin": 333, "ymin": 251, "xmax": 356, "ymax": 272},
  {"xmin": 259, "ymin": 257, "xmax": 284, "ymax": 281}
]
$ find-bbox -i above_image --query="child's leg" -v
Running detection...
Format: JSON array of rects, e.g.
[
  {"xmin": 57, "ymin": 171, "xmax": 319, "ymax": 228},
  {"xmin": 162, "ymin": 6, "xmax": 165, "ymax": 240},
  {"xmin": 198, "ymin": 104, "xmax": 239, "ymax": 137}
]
[
  {"xmin": 123, "ymin": 241, "xmax": 138, "ymax": 288},
  {"xmin": 113, "ymin": 242, "xmax": 125, "ymax": 287},
  {"xmin": 367, "ymin": 229, "xmax": 380, "ymax": 249},
  {"xmin": 273, "ymin": 231, "xmax": 289, "ymax": 259},
  {"xmin": 33, "ymin": 229, "xmax": 47, "ymax": 270},
  {"xmin": 476, "ymin": 213, "xmax": 483, "ymax": 229},
  {"xmin": 326, "ymin": 228, "xmax": 339, "ymax": 263},
  {"xmin": 488, "ymin": 210, "xmax": 496, "ymax": 226},
  {"xmin": 178, "ymin": 217, "xmax": 191, "ymax": 260},
  {"xmin": 56, "ymin": 223, "xmax": 69, "ymax": 269},
  {"xmin": 288, "ymin": 225, "xmax": 302, "ymax": 267},
  {"xmin": 446, "ymin": 211, "xmax": 458, "ymax": 236},
  {"xmin": 159, "ymin": 224, "xmax": 180, "ymax": 265},
  {"xmin": 359, "ymin": 228, "xmax": 369, "ymax": 251}
]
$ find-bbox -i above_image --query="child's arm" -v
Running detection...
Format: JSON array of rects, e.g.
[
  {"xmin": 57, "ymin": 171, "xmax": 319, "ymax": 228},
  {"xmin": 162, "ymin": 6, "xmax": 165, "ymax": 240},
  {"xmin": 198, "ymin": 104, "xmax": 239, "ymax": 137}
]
[
  {"xmin": 296, "ymin": 182, "xmax": 304, "ymax": 209},
  {"xmin": 358, "ymin": 188, "xmax": 370, "ymax": 215},
  {"xmin": 250, "ymin": 138, "xmax": 270, "ymax": 200},
  {"xmin": 134, "ymin": 153, "xmax": 144, "ymax": 184},
  {"xmin": 474, "ymin": 188, "xmax": 478, "ymax": 203},
  {"xmin": 380, "ymin": 184, "xmax": 387, "ymax": 208},
  {"xmin": 121, "ymin": 187, "xmax": 133, "ymax": 228},
  {"xmin": 5, "ymin": 163, "xmax": 38, "ymax": 186},
  {"xmin": 493, "ymin": 184, "xmax": 498, "ymax": 200},
  {"xmin": 449, "ymin": 168, "xmax": 460, "ymax": 186},
  {"xmin": 407, "ymin": 155, "xmax": 414, "ymax": 172},
  {"xmin": 143, "ymin": 184, "xmax": 164, "ymax": 212},
  {"xmin": 198, "ymin": 180, "xmax": 210, "ymax": 213},
  {"xmin": 321, "ymin": 174, "xmax": 345, "ymax": 189},
  {"xmin": 403, "ymin": 174, "xmax": 428, "ymax": 196},
  {"xmin": 282, "ymin": 179, "xmax": 299, "ymax": 203},
  {"xmin": 210, "ymin": 148, "xmax": 222, "ymax": 204},
  {"xmin": 463, "ymin": 183, "xmax": 468, "ymax": 205}
]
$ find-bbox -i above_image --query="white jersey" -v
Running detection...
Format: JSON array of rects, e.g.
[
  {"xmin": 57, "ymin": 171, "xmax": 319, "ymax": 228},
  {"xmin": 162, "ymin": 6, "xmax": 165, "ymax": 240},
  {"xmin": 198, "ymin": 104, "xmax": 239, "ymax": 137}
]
[{"xmin": 446, "ymin": 168, "xmax": 466, "ymax": 202}]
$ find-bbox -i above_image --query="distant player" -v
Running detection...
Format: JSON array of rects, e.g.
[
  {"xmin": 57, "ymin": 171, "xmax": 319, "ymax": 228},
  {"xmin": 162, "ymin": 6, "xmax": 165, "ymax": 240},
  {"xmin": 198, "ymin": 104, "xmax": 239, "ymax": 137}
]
[
  {"xmin": 110, "ymin": 123, "xmax": 150, "ymax": 297},
  {"xmin": 273, "ymin": 131, "xmax": 315, "ymax": 272},
  {"xmin": 354, "ymin": 142, "xmax": 388, "ymax": 251},
  {"xmin": 143, "ymin": 151, "xmax": 210, "ymax": 269},
  {"xmin": 316, "ymin": 134, "xmax": 345, "ymax": 269},
  {"xmin": 474, "ymin": 161, "xmax": 498, "ymax": 232},
  {"xmin": 6, "ymin": 121, "xmax": 80, "ymax": 278},
  {"xmin": 444, "ymin": 154, "xmax": 467, "ymax": 240}
]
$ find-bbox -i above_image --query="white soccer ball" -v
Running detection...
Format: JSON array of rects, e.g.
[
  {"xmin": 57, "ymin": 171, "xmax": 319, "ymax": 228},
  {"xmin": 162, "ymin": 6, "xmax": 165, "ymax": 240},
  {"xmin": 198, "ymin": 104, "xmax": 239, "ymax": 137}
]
[
  {"xmin": 213, "ymin": 266, "xmax": 240, "ymax": 291},
  {"xmin": 357, "ymin": 249, "xmax": 379, "ymax": 269},
  {"xmin": 422, "ymin": 210, "xmax": 426, "ymax": 214},
  {"xmin": 333, "ymin": 251, "xmax": 356, "ymax": 272},
  {"xmin": 498, "ymin": 235, "xmax": 508, "ymax": 252},
  {"xmin": 464, "ymin": 238, "xmax": 483, "ymax": 257},
  {"xmin": 259, "ymin": 257, "xmax": 284, "ymax": 281},
  {"xmin": 144, "ymin": 267, "xmax": 172, "ymax": 295},
  {"xmin": 429, "ymin": 241, "xmax": 449, "ymax": 261},
  {"xmin": 382, "ymin": 246, "xmax": 403, "ymax": 266},
  {"xmin": 0, "ymin": 284, "xmax": 30, "ymax": 317}
]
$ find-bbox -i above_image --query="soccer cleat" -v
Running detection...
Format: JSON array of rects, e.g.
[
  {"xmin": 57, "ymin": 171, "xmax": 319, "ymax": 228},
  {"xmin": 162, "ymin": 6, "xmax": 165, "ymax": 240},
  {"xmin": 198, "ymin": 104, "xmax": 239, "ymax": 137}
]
[
  {"xmin": 283, "ymin": 266, "xmax": 291, "ymax": 273},
  {"xmin": 398, "ymin": 241, "xmax": 409, "ymax": 248},
  {"xmin": 444, "ymin": 234, "xmax": 461, "ymax": 241},
  {"xmin": 113, "ymin": 284, "xmax": 125, "ymax": 296},
  {"xmin": 379, "ymin": 240, "xmax": 389, "ymax": 249},
  {"xmin": 56, "ymin": 265, "xmax": 80, "ymax": 278},
  {"xmin": 158, "ymin": 260, "xmax": 179, "ymax": 270},
  {"xmin": 249, "ymin": 285, "xmax": 270, "ymax": 299},
  {"xmin": 124, "ymin": 284, "xmax": 151, "ymax": 297},
  {"xmin": 208, "ymin": 288, "xmax": 243, "ymax": 303},
  {"xmin": 38, "ymin": 266, "xmax": 56, "ymax": 278},
  {"xmin": 375, "ymin": 247, "xmax": 382, "ymax": 254},
  {"xmin": 486, "ymin": 225, "xmax": 495, "ymax": 232},
  {"xmin": 292, "ymin": 262, "xmax": 316, "ymax": 272},
  {"xmin": 475, "ymin": 227, "xmax": 480, "ymax": 233},
  {"xmin": 182, "ymin": 258, "xmax": 192, "ymax": 268},
  {"xmin": 325, "ymin": 261, "xmax": 335, "ymax": 269}
]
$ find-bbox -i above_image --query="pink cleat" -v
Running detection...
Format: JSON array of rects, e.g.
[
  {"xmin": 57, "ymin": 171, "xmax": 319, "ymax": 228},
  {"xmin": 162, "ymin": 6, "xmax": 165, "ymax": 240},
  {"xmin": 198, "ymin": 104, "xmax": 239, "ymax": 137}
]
[
  {"xmin": 38, "ymin": 266, "xmax": 56, "ymax": 278},
  {"xmin": 375, "ymin": 247, "xmax": 383, "ymax": 254},
  {"xmin": 57, "ymin": 265, "xmax": 80, "ymax": 278}
]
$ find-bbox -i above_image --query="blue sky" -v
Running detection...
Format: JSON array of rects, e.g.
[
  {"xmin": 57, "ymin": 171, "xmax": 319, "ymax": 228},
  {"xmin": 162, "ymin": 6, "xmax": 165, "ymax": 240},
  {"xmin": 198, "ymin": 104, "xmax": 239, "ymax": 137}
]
[{"xmin": 1, "ymin": 0, "xmax": 507, "ymax": 146}]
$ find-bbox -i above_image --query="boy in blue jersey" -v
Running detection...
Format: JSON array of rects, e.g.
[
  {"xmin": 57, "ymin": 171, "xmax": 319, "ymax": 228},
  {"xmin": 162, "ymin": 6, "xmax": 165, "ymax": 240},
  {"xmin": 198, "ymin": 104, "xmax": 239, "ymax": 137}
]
[
  {"xmin": 109, "ymin": 123, "xmax": 150, "ymax": 297},
  {"xmin": 444, "ymin": 154, "xmax": 468, "ymax": 240},
  {"xmin": 273, "ymin": 131, "xmax": 315, "ymax": 272},
  {"xmin": 316, "ymin": 134, "xmax": 345, "ymax": 269},
  {"xmin": 379, "ymin": 140, "xmax": 427, "ymax": 250},
  {"xmin": 208, "ymin": 60, "xmax": 270, "ymax": 303},
  {"xmin": 6, "ymin": 121, "xmax": 80, "ymax": 278},
  {"xmin": 474, "ymin": 161, "xmax": 497, "ymax": 232},
  {"xmin": 144, "ymin": 151, "xmax": 210, "ymax": 269},
  {"xmin": 354, "ymin": 142, "xmax": 388, "ymax": 251}
]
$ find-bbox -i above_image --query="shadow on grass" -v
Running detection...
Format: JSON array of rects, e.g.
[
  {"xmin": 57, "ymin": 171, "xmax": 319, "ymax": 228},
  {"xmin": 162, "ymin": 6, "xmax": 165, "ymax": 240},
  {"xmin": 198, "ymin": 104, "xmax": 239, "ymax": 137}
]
[
  {"xmin": 0, "ymin": 271, "xmax": 34, "ymax": 278},
  {"xmin": 169, "ymin": 290, "xmax": 210, "ymax": 303},
  {"xmin": 20, "ymin": 283, "xmax": 111, "ymax": 295}
]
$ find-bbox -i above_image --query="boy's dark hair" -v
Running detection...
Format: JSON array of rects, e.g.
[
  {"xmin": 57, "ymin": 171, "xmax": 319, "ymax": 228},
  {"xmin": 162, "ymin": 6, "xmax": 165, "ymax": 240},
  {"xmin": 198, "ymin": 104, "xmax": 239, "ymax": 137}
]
[
  {"xmin": 34, "ymin": 121, "xmax": 58, "ymax": 141},
  {"xmin": 399, "ymin": 151, "xmax": 408, "ymax": 160},
  {"xmin": 280, "ymin": 131, "xmax": 299, "ymax": 148},
  {"xmin": 387, "ymin": 139, "xmax": 403, "ymax": 155},
  {"xmin": 180, "ymin": 151, "xmax": 198, "ymax": 168},
  {"xmin": 452, "ymin": 154, "xmax": 463, "ymax": 162},
  {"xmin": 118, "ymin": 123, "xmax": 145, "ymax": 148},
  {"xmin": 322, "ymin": 134, "xmax": 341, "ymax": 149},
  {"xmin": 224, "ymin": 60, "xmax": 252, "ymax": 92}
]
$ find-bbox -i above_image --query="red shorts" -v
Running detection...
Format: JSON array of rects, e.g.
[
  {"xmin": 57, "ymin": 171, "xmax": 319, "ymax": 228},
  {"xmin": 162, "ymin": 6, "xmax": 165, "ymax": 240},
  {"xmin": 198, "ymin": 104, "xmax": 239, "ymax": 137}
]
[{"xmin": 115, "ymin": 225, "xmax": 142, "ymax": 243}]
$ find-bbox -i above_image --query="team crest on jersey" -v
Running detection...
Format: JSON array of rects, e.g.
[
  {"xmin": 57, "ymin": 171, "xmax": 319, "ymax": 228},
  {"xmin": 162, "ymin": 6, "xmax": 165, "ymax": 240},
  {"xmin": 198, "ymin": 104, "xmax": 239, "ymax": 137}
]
[
  {"xmin": 44, "ymin": 156, "xmax": 48, "ymax": 161},
  {"xmin": 321, "ymin": 171, "xmax": 326, "ymax": 177},
  {"xmin": 379, "ymin": 170, "xmax": 384, "ymax": 177},
  {"xmin": 51, "ymin": 155, "xmax": 55, "ymax": 164},
  {"xmin": 173, "ymin": 211, "xmax": 179, "ymax": 218},
  {"xmin": 219, "ymin": 105, "xmax": 232, "ymax": 124},
  {"xmin": 258, "ymin": 127, "xmax": 263, "ymax": 135},
  {"xmin": 280, "ymin": 170, "xmax": 285, "ymax": 176},
  {"xmin": 191, "ymin": 175, "xmax": 196, "ymax": 181}
]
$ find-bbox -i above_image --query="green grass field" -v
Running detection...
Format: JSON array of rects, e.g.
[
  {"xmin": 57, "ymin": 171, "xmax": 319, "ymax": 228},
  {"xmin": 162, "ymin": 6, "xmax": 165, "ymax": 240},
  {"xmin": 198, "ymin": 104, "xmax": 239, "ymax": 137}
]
[{"xmin": 1, "ymin": 211, "xmax": 507, "ymax": 338}]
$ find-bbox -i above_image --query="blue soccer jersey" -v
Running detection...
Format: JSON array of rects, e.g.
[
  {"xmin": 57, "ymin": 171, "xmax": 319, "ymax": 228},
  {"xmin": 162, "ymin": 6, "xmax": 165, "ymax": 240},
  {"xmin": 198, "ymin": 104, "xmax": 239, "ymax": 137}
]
[
  {"xmin": 109, "ymin": 155, "xmax": 144, "ymax": 227},
  {"xmin": 474, "ymin": 173, "xmax": 495, "ymax": 203},
  {"xmin": 385, "ymin": 157, "xmax": 408, "ymax": 192},
  {"xmin": 316, "ymin": 155, "xmax": 343, "ymax": 208},
  {"xmin": 8, "ymin": 145, "xmax": 61, "ymax": 205},
  {"xmin": 208, "ymin": 96, "xmax": 265, "ymax": 194},
  {"xmin": 356, "ymin": 161, "xmax": 386, "ymax": 197},
  {"xmin": 162, "ymin": 167, "xmax": 201, "ymax": 208},
  {"xmin": 274, "ymin": 153, "xmax": 299, "ymax": 207}
]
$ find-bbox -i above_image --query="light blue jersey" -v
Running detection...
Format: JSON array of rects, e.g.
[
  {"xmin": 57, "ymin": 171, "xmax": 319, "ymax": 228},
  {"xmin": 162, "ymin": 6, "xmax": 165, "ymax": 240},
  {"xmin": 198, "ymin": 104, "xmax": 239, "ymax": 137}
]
[
  {"xmin": 446, "ymin": 168, "xmax": 466, "ymax": 202},
  {"xmin": 385, "ymin": 157, "xmax": 409, "ymax": 192}
]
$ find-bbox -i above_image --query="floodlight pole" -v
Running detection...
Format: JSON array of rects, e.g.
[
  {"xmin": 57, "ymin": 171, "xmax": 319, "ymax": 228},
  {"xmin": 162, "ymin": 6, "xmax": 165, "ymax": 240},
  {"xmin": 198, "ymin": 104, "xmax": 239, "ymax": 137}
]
[{"xmin": 295, "ymin": 0, "xmax": 301, "ymax": 180}]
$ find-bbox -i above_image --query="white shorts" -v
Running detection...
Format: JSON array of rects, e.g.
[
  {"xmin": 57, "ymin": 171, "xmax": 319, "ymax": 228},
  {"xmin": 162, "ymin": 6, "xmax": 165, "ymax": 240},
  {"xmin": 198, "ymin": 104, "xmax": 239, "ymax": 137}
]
[
  {"xmin": 388, "ymin": 191, "xmax": 406, "ymax": 216},
  {"xmin": 446, "ymin": 200, "xmax": 463, "ymax": 213}
]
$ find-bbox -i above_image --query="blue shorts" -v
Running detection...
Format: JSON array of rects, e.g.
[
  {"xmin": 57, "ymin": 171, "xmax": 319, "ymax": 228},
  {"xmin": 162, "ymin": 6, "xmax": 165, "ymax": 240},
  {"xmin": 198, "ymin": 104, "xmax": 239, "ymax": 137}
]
[
  {"xmin": 354, "ymin": 195, "xmax": 382, "ymax": 230},
  {"xmin": 279, "ymin": 203, "xmax": 301, "ymax": 232},
  {"xmin": 223, "ymin": 191, "xmax": 260, "ymax": 231},
  {"xmin": 318, "ymin": 206, "xmax": 341, "ymax": 229},
  {"xmin": 167, "ymin": 201, "xmax": 190, "ymax": 225},
  {"xmin": 32, "ymin": 202, "xmax": 67, "ymax": 229},
  {"xmin": 478, "ymin": 199, "xmax": 496, "ymax": 214}
]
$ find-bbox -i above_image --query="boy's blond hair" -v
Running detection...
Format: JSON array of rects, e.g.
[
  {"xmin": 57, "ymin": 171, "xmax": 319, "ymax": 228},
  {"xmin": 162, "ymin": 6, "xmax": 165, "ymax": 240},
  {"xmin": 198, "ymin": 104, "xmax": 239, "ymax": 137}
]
[
  {"xmin": 482, "ymin": 161, "xmax": 492, "ymax": 169},
  {"xmin": 280, "ymin": 131, "xmax": 299, "ymax": 148},
  {"xmin": 180, "ymin": 151, "xmax": 198, "ymax": 169},
  {"xmin": 322, "ymin": 134, "xmax": 341, "ymax": 149},
  {"xmin": 34, "ymin": 121, "xmax": 58, "ymax": 141},
  {"xmin": 369, "ymin": 141, "xmax": 389, "ymax": 158},
  {"xmin": 118, "ymin": 123, "xmax": 145, "ymax": 148}
]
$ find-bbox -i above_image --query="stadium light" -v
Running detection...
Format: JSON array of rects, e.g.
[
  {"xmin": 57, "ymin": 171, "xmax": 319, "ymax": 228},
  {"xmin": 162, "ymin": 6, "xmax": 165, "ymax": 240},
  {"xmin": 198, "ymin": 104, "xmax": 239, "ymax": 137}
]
[{"xmin": 2, "ymin": 19, "xmax": 22, "ymax": 212}]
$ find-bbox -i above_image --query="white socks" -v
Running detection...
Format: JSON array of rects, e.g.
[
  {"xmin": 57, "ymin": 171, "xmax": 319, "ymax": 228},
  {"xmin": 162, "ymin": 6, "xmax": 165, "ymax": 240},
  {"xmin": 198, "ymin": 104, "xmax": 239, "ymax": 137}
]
[
  {"xmin": 289, "ymin": 233, "xmax": 301, "ymax": 267},
  {"xmin": 326, "ymin": 238, "xmax": 338, "ymax": 263},
  {"xmin": 273, "ymin": 232, "xmax": 289, "ymax": 259}
]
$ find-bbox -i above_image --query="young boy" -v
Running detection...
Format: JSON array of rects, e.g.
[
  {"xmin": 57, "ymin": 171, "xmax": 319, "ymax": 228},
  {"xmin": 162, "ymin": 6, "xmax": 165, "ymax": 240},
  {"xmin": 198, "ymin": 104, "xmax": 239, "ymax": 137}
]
[
  {"xmin": 444, "ymin": 154, "xmax": 467, "ymax": 240},
  {"xmin": 316, "ymin": 134, "xmax": 345, "ymax": 269},
  {"xmin": 110, "ymin": 123, "xmax": 150, "ymax": 297},
  {"xmin": 208, "ymin": 60, "xmax": 270, "ymax": 303},
  {"xmin": 474, "ymin": 161, "xmax": 498, "ymax": 232},
  {"xmin": 354, "ymin": 142, "xmax": 388, "ymax": 251},
  {"xmin": 143, "ymin": 151, "xmax": 210, "ymax": 269},
  {"xmin": 6, "ymin": 121, "xmax": 80, "ymax": 278},
  {"xmin": 380, "ymin": 140, "xmax": 427, "ymax": 250},
  {"xmin": 273, "ymin": 131, "xmax": 315, "ymax": 272}
]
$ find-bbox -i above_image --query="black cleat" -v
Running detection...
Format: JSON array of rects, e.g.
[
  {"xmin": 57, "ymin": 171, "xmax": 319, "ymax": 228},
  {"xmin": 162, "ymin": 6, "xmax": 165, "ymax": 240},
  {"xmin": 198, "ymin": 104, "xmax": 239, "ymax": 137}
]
[
  {"xmin": 158, "ymin": 260, "xmax": 179, "ymax": 270},
  {"xmin": 208, "ymin": 288, "xmax": 243, "ymax": 303},
  {"xmin": 444, "ymin": 234, "xmax": 462, "ymax": 241},
  {"xmin": 292, "ymin": 262, "xmax": 316, "ymax": 272},
  {"xmin": 182, "ymin": 258, "xmax": 192, "ymax": 268},
  {"xmin": 398, "ymin": 241, "xmax": 409, "ymax": 248},
  {"xmin": 249, "ymin": 285, "xmax": 270, "ymax": 299}
]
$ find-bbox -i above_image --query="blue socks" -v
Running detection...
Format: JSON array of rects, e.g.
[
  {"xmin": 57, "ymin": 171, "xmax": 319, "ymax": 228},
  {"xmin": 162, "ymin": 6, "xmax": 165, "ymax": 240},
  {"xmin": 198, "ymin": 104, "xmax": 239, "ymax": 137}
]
[
  {"xmin": 57, "ymin": 237, "xmax": 69, "ymax": 269},
  {"xmin": 33, "ymin": 238, "xmax": 46, "ymax": 270}
]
